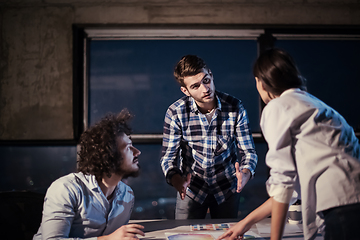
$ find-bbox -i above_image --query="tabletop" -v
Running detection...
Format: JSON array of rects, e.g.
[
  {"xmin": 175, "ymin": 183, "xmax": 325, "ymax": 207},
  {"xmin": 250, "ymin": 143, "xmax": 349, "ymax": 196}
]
[{"xmin": 129, "ymin": 218, "xmax": 323, "ymax": 240}]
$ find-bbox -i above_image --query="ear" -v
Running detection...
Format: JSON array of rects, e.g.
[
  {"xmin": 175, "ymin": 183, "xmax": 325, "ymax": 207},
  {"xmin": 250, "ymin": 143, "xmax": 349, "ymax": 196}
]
[{"xmin": 181, "ymin": 86, "xmax": 190, "ymax": 96}]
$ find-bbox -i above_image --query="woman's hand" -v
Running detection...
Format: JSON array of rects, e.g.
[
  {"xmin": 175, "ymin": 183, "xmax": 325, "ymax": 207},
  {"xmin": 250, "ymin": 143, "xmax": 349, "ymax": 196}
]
[{"xmin": 216, "ymin": 220, "xmax": 251, "ymax": 240}]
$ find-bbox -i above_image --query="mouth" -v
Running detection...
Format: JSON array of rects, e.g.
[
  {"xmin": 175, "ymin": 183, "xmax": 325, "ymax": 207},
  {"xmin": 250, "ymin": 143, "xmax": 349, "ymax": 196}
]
[
  {"xmin": 133, "ymin": 157, "xmax": 139, "ymax": 164},
  {"xmin": 203, "ymin": 92, "xmax": 212, "ymax": 99}
]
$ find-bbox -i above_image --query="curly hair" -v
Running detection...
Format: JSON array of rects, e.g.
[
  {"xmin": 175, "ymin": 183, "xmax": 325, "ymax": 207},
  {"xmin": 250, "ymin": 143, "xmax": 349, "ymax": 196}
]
[{"xmin": 77, "ymin": 109, "xmax": 133, "ymax": 179}]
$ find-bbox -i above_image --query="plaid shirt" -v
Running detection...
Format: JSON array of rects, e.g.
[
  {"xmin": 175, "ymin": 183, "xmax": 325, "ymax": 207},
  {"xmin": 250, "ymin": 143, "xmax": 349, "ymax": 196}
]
[{"xmin": 160, "ymin": 91, "xmax": 258, "ymax": 204}]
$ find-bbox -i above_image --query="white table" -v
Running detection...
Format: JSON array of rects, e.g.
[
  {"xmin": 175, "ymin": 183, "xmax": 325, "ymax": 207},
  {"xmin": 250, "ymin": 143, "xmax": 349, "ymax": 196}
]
[{"xmin": 130, "ymin": 218, "xmax": 323, "ymax": 239}]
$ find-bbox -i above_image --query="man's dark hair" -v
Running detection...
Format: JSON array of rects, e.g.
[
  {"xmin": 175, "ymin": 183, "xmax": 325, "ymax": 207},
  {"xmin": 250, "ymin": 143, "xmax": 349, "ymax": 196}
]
[
  {"xmin": 174, "ymin": 55, "xmax": 210, "ymax": 87},
  {"xmin": 77, "ymin": 109, "xmax": 133, "ymax": 179},
  {"xmin": 253, "ymin": 48, "xmax": 307, "ymax": 97}
]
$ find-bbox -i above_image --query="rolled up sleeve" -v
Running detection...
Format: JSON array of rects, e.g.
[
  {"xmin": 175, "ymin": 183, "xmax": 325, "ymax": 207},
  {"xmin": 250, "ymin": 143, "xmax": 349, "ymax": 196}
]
[
  {"xmin": 160, "ymin": 109, "xmax": 182, "ymax": 183},
  {"xmin": 261, "ymin": 102, "xmax": 298, "ymax": 204},
  {"xmin": 236, "ymin": 105, "xmax": 258, "ymax": 177}
]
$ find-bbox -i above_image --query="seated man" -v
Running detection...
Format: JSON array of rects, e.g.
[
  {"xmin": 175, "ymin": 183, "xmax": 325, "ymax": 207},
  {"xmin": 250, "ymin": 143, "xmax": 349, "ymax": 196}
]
[{"xmin": 33, "ymin": 109, "xmax": 145, "ymax": 240}]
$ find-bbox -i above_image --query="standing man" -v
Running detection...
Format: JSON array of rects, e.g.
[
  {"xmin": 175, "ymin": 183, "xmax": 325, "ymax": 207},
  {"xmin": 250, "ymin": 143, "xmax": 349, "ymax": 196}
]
[
  {"xmin": 160, "ymin": 55, "xmax": 258, "ymax": 219},
  {"xmin": 34, "ymin": 109, "xmax": 145, "ymax": 240}
]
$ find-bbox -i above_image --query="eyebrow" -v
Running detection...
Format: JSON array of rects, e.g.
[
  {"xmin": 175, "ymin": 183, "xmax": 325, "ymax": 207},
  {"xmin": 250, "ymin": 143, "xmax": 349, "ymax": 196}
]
[{"xmin": 125, "ymin": 136, "xmax": 133, "ymax": 145}]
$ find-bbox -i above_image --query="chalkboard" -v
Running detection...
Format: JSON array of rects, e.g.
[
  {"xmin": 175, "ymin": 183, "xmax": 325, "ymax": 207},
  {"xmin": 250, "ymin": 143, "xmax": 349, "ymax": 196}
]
[{"xmin": 88, "ymin": 39, "xmax": 260, "ymax": 134}]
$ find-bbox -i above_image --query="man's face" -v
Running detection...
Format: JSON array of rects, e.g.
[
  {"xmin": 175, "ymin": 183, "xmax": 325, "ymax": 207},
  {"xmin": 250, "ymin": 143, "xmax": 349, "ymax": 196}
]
[
  {"xmin": 116, "ymin": 133, "xmax": 141, "ymax": 178},
  {"xmin": 180, "ymin": 69, "xmax": 215, "ymax": 107}
]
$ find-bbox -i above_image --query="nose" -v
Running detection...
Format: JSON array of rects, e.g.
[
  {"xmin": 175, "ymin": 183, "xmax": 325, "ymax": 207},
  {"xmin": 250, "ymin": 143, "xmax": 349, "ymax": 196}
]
[
  {"xmin": 200, "ymin": 82, "xmax": 210, "ymax": 93},
  {"xmin": 133, "ymin": 147, "xmax": 141, "ymax": 156}
]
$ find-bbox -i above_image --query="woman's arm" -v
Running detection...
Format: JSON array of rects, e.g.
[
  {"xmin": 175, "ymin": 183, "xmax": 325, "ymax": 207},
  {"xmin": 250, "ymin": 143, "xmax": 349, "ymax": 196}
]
[
  {"xmin": 271, "ymin": 199, "xmax": 289, "ymax": 240},
  {"xmin": 216, "ymin": 198, "xmax": 273, "ymax": 240}
]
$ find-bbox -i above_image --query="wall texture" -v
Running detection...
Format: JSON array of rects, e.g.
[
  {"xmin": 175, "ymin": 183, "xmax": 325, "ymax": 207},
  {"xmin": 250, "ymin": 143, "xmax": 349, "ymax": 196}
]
[{"xmin": 1, "ymin": 0, "xmax": 360, "ymax": 140}]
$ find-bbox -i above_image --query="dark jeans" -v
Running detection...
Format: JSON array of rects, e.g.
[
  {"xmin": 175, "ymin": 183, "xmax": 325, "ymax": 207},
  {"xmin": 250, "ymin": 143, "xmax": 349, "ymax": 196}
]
[
  {"xmin": 323, "ymin": 203, "xmax": 360, "ymax": 240},
  {"xmin": 175, "ymin": 192, "xmax": 240, "ymax": 219}
]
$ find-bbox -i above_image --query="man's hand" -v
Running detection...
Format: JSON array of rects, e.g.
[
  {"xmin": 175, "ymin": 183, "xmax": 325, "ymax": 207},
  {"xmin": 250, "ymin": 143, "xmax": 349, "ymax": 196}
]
[
  {"xmin": 235, "ymin": 162, "xmax": 251, "ymax": 193},
  {"xmin": 170, "ymin": 173, "xmax": 191, "ymax": 200},
  {"xmin": 99, "ymin": 224, "xmax": 145, "ymax": 240}
]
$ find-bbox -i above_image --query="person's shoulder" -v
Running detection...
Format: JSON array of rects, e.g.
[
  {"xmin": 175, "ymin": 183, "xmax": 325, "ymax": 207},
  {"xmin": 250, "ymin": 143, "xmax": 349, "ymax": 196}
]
[
  {"xmin": 264, "ymin": 90, "xmax": 315, "ymax": 118},
  {"xmin": 168, "ymin": 95, "xmax": 190, "ymax": 109},
  {"xmin": 216, "ymin": 91, "xmax": 244, "ymax": 113},
  {"xmin": 47, "ymin": 172, "xmax": 84, "ymax": 194},
  {"xmin": 217, "ymin": 91, "xmax": 241, "ymax": 104},
  {"xmin": 166, "ymin": 95, "xmax": 192, "ymax": 116},
  {"xmin": 50, "ymin": 172, "xmax": 77, "ymax": 186},
  {"xmin": 44, "ymin": 173, "xmax": 84, "ymax": 203},
  {"xmin": 273, "ymin": 89, "xmax": 312, "ymax": 109}
]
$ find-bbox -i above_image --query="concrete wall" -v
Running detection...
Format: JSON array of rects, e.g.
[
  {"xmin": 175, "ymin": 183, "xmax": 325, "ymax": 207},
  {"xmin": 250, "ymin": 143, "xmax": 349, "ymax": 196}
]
[{"xmin": 1, "ymin": 0, "xmax": 360, "ymax": 140}]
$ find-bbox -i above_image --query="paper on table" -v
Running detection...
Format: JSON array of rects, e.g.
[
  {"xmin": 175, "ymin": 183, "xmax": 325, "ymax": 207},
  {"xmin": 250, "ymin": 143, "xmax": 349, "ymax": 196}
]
[
  {"xmin": 165, "ymin": 232, "xmax": 216, "ymax": 240},
  {"xmin": 190, "ymin": 223, "xmax": 231, "ymax": 231},
  {"xmin": 211, "ymin": 230, "xmax": 264, "ymax": 239},
  {"xmin": 165, "ymin": 230, "xmax": 263, "ymax": 240},
  {"xmin": 256, "ymin": 222, "xmax": 302, "ymax": 235}
]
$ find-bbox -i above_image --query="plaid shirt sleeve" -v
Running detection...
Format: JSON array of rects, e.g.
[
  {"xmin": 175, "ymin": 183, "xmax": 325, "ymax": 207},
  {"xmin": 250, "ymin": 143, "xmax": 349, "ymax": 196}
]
[
  {"xmin": 160, "ymin": 106, "xmax": 183, "ymax": 184},
  {"xmin": 235, "ymin": 104, "xmax": 258, "ymax": 177}
]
